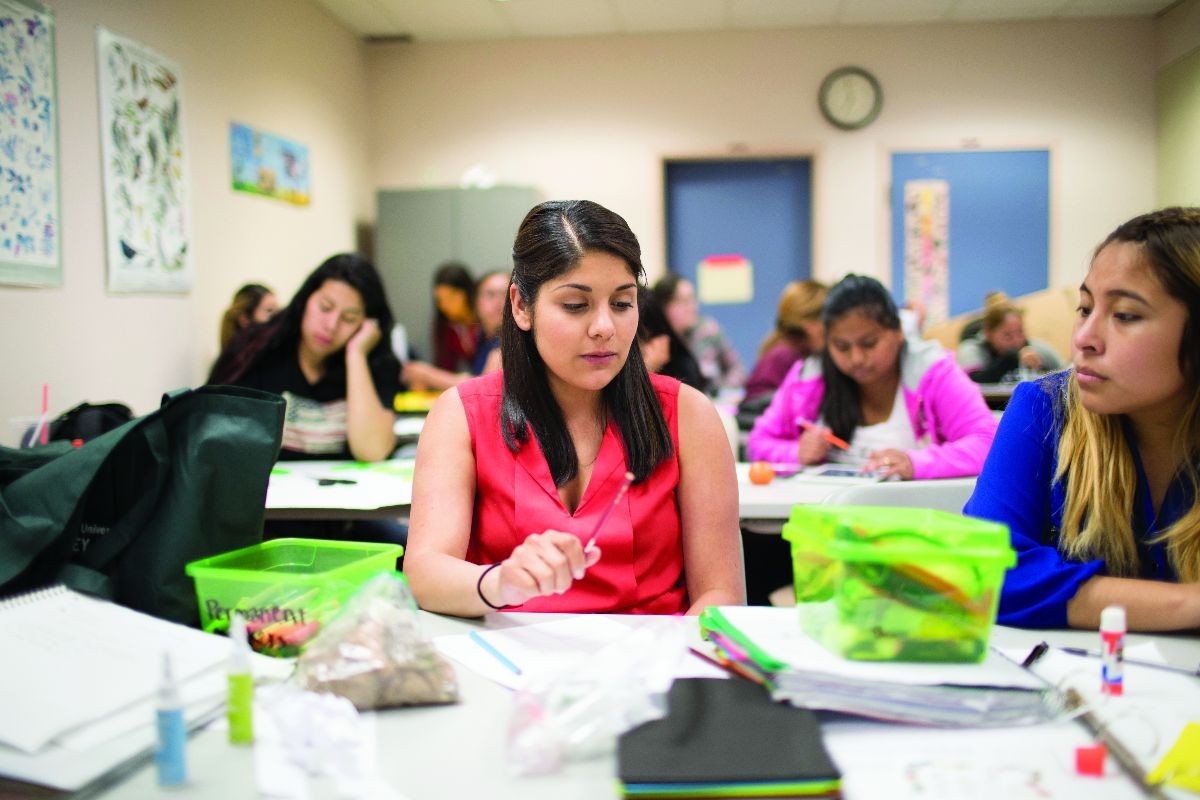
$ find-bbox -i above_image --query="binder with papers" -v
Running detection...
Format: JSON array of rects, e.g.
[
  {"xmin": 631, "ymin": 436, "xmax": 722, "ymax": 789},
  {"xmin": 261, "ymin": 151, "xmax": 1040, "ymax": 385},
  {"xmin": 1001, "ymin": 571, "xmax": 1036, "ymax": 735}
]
[{"xmin": 700, "ymin": 605, "xmax": 1054, "ymax": 727}]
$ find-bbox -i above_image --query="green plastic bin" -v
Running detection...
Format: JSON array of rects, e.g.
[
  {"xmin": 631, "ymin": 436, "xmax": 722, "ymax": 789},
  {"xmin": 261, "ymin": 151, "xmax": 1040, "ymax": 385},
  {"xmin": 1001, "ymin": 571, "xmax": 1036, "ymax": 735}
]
[
  {"xmin": 185, "ymin": 537, "xmax": 404, "ymax": 655},
  {"xmin": 782, "ymin": 505, "xmax": 1014, "ymax": 663}
]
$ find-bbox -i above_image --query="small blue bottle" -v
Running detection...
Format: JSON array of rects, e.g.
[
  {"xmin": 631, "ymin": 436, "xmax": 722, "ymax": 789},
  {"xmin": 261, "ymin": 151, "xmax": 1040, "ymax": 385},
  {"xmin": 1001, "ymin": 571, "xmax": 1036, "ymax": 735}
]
[{"xmin": 155, "ymin": 652, "xmax": 187, "ymax": 787}]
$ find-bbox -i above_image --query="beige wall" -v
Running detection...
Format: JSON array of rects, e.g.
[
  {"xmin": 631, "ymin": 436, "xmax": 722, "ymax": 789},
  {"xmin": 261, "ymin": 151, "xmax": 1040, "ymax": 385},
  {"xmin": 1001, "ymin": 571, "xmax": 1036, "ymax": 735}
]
[
  {"xmin": 1157, "ymin": 0, "xmax": 1200, "ymax": 207},
  {"xmin": 365, "ymin": 19, "xmax": 1158, "ymax": 293},
  {"xmin": 0, "ymin": 0, "xmax": 369, "ymax": 442}
]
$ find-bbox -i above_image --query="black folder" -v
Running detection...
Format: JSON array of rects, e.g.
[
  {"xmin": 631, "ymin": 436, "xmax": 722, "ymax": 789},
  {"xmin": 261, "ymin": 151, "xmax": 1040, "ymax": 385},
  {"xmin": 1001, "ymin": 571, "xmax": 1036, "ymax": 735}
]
[{"xmin": 617, "ymin": 678, "xmax": 841, "ymax": 797}]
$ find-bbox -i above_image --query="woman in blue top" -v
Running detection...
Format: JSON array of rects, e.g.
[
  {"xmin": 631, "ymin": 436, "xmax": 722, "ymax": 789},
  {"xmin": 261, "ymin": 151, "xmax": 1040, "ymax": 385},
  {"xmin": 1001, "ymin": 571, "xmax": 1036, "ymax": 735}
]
[{"xmin": 965, "ymin": 207, "xmax": 1200, "ymax": 630}]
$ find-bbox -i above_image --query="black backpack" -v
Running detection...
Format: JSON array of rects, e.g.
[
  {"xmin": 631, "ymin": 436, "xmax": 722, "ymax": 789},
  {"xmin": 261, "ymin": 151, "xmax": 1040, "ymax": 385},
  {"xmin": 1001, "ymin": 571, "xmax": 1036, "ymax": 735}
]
[{"xmin": 22, "ymin": 402, "xmax": 134, "ymax": 447}]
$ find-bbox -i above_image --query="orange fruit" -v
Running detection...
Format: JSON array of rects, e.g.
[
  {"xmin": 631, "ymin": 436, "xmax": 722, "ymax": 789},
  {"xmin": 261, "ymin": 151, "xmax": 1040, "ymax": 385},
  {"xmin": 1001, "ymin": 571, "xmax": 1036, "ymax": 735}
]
[{"xmin": 748, "ymin": 461, "xmax": 775, "ymax": 485}]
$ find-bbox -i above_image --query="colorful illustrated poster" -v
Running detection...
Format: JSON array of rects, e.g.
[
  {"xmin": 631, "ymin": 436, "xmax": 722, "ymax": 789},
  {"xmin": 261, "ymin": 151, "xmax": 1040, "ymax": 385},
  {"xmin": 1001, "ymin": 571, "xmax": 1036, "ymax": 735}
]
[
  {"xmin": 229, "ymin": 122, "xmax": 310, "ymax": 206},
  {"xmin": 903, "ymin": 179, "xmax": 949, "ymax": 326},
  {"xmin": 0, "ymin": 0, "xmax": 60, "ymax": 286},
  {"xmin": 97, "ymin": 28, "xmax": 190, "ymax": 293}
]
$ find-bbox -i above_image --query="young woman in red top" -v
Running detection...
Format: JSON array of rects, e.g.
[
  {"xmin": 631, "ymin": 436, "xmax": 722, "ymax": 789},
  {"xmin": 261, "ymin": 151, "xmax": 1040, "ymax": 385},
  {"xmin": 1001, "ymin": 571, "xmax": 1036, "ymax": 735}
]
[{"xmin": 404, "ymin": 200, "xmax": 745, "ymax": 616}]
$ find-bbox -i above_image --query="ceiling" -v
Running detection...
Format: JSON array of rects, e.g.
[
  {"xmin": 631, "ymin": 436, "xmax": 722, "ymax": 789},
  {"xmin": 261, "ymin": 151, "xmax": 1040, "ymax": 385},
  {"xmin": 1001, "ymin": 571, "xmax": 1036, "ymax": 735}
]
[{"xmin": 313, "ymin": 0, "xmax": 1180, "ymax": 42}]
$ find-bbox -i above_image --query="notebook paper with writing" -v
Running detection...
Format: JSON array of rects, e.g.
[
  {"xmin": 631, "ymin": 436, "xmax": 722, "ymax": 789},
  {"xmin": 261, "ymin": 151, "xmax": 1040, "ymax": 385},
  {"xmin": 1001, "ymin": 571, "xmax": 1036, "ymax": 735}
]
[
  {"xmin": 617, "ymin": 678, "xmax": 841, "ymax": 798},
  {"xmin": 0, "ymin": 585, "xmax": 233, "ymax": 754}
]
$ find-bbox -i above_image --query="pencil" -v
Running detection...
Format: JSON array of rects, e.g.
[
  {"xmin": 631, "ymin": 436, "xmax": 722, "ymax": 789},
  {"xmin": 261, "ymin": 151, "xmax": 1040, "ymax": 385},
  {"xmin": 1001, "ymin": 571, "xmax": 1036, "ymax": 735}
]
[
  {"xmin": 796, "ymin": 418, "xmax": 850, "ymax": 450},
  {"xmin": 1057, "ymin": 646, "xmax": 1200, "ymax": 677},
  {"xmin": 584, "ymin": 471, "xmax": 634, "ymax": 551},
  {"xmin": 469, "ymin": 630, "xmax": 522, "ymax": 676},
  {"xmin": 1064, "ymin": 687, "xmax": 1167, "ymax": 799}
]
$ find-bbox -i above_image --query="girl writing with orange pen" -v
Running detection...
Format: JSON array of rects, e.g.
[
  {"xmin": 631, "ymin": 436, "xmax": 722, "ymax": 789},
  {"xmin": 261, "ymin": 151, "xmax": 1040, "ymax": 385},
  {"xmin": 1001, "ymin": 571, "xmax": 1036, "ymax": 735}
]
[{"xmin": 747, "ymin": 275, "xmax": 996, "ymax": 480}]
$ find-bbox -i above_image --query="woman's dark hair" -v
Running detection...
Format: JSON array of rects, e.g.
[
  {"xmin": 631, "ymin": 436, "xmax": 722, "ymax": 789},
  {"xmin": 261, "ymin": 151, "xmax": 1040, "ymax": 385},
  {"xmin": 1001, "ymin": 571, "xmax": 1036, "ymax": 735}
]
[
  {"xmin": 431, "ymin": 261, "xmax": 477, "ymax": 367},
  {"xmin": 637, "ymin": 286, "xmax": 709, "ymax": 394},
  {"xmin": 817, "ymin": 274, "xmax": 904, "ymax": 443},
  {"xmin": 219, "ymin": 283, "xmax": 273, "ymax": 351},
  {"xmin": 650, "ymin": 273, "xmax": 686, "ymax": 313},
  {"xmin": 209, "ymin": 253, "xmax": 399, "ymax": 387},
  {"xmin": 501, "ymin": 200, "xmax": 673, "ymax": 486}
]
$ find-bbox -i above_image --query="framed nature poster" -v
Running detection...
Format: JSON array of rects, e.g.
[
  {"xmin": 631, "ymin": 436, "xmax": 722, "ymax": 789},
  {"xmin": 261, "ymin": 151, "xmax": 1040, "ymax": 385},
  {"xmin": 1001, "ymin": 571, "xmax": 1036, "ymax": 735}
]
[
  {"xmin": 97, "ymin": 27, "xmax": 191, "ymax": 293},
  {"xmin": 0, "ymin": 0, "xmax": 61, "ymax": 287}
]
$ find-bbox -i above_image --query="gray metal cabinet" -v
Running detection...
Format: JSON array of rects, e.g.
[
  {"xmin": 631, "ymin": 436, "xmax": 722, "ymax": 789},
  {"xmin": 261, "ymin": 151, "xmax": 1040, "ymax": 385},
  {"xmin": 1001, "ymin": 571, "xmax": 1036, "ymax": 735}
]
[{"xmin": 375, "ymin": 186, "xmax": 539, "ymax": 363}]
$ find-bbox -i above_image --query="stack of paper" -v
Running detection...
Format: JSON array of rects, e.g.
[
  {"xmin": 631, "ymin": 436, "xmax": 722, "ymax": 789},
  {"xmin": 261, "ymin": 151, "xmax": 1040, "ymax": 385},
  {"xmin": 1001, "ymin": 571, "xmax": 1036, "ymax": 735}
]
[
  {"xmin": 0, "ymin": 586, "xmax": 291, "ymax": 791},
  {"xmin": 700, "ymin": 606, "xmax": 1052, "ymax": 727}
]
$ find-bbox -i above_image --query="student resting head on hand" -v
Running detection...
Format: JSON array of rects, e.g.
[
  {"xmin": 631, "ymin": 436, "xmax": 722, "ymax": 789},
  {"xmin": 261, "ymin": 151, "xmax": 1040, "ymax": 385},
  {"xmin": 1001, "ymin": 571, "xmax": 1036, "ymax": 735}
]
[
  {"xmin": 403, "ymin": 200, "xmax": 746, "ymax": 617},
  {"xmin": 208, "ymin": 253, "xmax": 400, "ymax": 463},
  {"xmin": 965, "ymin": 207, "xmax": 1200, "ymax": 631},
  {"xmin": 746, "ymin": 274, "xmax": 997, "ymax": 480}
]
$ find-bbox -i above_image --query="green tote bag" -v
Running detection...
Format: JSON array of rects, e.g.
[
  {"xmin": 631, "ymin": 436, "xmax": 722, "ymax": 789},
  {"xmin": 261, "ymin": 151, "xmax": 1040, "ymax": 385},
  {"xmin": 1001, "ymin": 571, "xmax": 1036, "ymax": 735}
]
[{"xmin": 0, "ymin": 385, "xmax": 285, "ymax": 626}]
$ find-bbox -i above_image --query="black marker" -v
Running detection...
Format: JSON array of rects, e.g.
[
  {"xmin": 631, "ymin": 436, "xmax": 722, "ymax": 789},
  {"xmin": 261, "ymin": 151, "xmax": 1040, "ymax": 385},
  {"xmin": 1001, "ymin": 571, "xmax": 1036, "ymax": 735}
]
[{"xmin": 316, "ymin": 477, "xmax": 357, "ymax": 486}]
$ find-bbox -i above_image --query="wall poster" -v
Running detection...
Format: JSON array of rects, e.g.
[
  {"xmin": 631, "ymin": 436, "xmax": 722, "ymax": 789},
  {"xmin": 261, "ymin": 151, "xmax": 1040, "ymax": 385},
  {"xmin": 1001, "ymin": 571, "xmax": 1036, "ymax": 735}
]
[
  {"xmin": 229, "ymin": 122, "xmax": 310, "ymax": 206},
  {"xmin": 0, "ymin": 0, "xmax": 60, "ymax": 286},
  {"xmin": 97, "ymin": 27, "xmax": 190, "ymax": 293}
]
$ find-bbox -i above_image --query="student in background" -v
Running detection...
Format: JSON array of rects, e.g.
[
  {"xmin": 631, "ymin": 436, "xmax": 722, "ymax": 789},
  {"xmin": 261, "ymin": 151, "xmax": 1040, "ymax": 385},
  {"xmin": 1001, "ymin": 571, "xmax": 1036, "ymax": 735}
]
[
  {"xmin": 965, "ymin": 207, "xmax": 1200, "ymax": 631},
  {"xmin": 636, "ymin": 286, "xmax": 709, "ymax": 393},
  {"xmin": 652, "ymin": 274, "xmax": 746, "ymax": 392},
  {"xmin": 404, "ymin": 200, "xmax": 745, "ymax": 617},
  {"xmin": 957, "ymin": 300, "xmax": 1063, "ymax": 383},
  {"xmin": 748, "ymin": 274, "xmax": 996, "ymax": 480},
  {"xmin": 743, "ymin": 279, "xmax": 828, "ymax": 403},
  {"xmin": 218, "ymin": 283, "xmax": 278, "ymax": 351},
  {"xmin": 209, "ymin": 253, "xmax": 399, "ymax": 463},
  {"xmin": 404, "ymin": 270, "xmax": 509, "ymax": 390},
  {"xmin": 431, "ymin": 262, "xmax": 481, "ymax": 372}
]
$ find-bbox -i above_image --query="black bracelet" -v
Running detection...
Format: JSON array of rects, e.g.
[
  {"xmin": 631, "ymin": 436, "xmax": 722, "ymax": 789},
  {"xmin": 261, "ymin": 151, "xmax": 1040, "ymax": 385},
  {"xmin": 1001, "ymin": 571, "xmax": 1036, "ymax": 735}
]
[{"xmin": 476, "ymin": 563, "xmax": 511, "ymax": 611}]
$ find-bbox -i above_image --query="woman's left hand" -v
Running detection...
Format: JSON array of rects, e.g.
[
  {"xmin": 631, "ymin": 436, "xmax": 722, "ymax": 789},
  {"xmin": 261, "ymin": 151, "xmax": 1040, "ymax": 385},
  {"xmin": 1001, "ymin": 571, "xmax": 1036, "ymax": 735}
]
[
  {"xmin": 865, "ymin": 448, "xmax": 913, "ymax": 480},
  {"xmin": 346, "ymin": 318, "xmax": 381, "ymax": 358}
]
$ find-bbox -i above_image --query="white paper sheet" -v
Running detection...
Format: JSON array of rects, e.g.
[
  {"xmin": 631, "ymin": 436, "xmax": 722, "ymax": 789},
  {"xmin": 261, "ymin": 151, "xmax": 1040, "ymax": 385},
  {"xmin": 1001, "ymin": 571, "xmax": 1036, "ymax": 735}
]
[{"xmin": 266, "ymin": 459, "xmax": 414, "ymax": 511}]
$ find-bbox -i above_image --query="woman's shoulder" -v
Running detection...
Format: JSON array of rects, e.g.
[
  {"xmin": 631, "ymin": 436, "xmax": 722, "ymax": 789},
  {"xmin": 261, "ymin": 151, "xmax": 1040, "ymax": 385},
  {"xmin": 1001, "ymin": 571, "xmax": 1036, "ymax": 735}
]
[
  {"xmin": 649, "ymin": 371, "xmax": 682, "ymax": 399},
  {"xmin": 456, "ymin": 369, "xmax": 504, "ymax": 401}
]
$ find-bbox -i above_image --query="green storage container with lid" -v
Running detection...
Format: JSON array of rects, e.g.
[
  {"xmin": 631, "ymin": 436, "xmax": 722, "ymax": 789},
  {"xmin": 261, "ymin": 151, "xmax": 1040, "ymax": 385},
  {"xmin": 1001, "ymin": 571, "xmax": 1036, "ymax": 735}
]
[
  {"xmin": 782, "ymin": 505, "xmax": 1014, "ymax": 663},
  {"xmin": 186, "ymin": 537, "xmax": 404, "ymax": 656}
]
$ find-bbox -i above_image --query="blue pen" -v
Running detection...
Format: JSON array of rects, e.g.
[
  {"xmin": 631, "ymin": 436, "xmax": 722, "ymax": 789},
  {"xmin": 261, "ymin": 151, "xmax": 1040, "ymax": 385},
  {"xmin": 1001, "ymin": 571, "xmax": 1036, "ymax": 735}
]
[{"xmin": 469, "ymin": 630, "xmax": 522, "ymax": 676}]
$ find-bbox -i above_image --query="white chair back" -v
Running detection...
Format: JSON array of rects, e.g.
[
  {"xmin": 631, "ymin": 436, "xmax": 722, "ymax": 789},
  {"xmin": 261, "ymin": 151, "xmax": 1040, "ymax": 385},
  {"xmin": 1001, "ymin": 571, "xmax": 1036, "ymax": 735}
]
[{"xmin": 821, "ymin": 477, "xmax": 977, "ymax": 514}]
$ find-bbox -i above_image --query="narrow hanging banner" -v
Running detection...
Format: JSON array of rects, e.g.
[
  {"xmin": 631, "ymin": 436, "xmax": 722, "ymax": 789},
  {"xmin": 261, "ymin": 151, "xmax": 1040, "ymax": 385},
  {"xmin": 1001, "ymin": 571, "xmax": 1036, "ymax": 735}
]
[{"xmin": 903, "ymin": 180, "xmax": 949, "ymax": 326}]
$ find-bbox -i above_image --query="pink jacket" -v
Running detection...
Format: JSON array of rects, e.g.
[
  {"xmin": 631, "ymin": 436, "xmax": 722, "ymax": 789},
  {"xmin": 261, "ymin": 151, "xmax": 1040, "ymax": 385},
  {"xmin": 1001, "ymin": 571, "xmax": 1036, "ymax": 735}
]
[{"xmin": 746, "ymin": 338, "xmax": 997, "ymax": 479}]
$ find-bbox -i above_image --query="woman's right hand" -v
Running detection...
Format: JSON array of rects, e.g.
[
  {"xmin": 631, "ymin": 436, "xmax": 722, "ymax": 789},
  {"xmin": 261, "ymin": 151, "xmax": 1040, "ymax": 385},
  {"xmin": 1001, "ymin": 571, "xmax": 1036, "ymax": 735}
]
[
  {"xmin": 797, "ymin": 428, "xmax": 832, "ymax": 465},
  {"xmin": 490, "ymin": 531, "xmax": 601, "ymax": 607}
]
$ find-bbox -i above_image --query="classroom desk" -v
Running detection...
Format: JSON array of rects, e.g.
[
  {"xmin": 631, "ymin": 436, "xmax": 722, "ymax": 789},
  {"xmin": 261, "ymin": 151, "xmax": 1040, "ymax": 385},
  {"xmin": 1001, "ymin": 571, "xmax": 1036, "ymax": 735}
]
[
  {"xmin": 84, "ymin": 611, "xmax": 1200, "ymax": 800},
  {"xmin": 263, "ymin": 459, "xmax": 413, "ymax": 521},
  {"xmin": 977, "ymin": 381, "xmax": 1018, "ymax": 410}
]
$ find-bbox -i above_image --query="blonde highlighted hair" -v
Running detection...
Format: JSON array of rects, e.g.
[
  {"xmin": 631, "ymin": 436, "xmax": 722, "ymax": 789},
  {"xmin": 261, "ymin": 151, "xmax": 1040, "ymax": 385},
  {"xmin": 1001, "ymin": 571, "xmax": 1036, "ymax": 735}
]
[
  {"xmin": 758, "ymin": 279, "xmax": 828, "ymax": 357},
  {"xmin": 1054, "ymin": 207, "xmax": 1200, "ymax": 581}
]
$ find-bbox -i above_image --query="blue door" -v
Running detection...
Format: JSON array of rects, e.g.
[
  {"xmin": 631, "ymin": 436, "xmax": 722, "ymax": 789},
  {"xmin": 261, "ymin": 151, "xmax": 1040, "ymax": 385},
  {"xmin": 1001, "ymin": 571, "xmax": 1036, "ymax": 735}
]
[
  {"xmin": 665, "ymin": 159, "xmax": 813, "ymax": 370},
  {"xmin": 890, "ymin": 150, "xmax": 1050, "ymax": 317}
]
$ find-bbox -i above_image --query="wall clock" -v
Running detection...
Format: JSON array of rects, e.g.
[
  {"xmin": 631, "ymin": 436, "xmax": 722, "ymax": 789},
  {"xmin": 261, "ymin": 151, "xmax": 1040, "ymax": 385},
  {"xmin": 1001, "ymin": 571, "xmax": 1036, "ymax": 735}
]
[{"xmin": 818, "ymin": 66, "xmax": 883, "ymax": 130}]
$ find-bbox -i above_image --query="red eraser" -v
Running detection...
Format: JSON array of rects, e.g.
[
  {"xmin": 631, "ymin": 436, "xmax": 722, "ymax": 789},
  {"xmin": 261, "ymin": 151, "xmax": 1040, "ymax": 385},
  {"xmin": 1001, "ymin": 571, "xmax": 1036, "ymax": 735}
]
[{"xmin": 1076, "ymin": 743, "xmax": 1107, "ymax": 776}]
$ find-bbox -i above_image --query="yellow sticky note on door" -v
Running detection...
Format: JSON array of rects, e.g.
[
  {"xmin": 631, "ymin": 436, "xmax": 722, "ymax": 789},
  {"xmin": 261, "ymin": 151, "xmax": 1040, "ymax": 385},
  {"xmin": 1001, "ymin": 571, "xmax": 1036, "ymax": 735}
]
[
  {"xmin": 697, "ymin": 255, "xmax": 753, "ymax": 305},
  {"xmin": 1148, "ymin": 721, "xmax": 1200, "ymax": 791}
]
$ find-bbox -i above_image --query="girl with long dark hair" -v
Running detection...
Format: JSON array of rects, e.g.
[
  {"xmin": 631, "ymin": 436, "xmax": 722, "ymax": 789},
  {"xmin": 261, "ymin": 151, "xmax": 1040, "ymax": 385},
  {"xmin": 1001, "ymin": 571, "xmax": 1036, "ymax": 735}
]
[{"xmin": 404, "ymin": 200, "xmax": 745, "ymax": 616}]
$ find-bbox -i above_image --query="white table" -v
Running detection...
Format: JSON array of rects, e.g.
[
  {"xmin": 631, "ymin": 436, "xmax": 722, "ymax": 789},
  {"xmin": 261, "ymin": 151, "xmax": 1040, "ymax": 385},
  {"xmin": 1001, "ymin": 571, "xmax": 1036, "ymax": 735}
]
[
  {"xmin": 81, "ymin": 611, "xmax": 1200, "ymax": 800},
  {"xmin": 263, "ymin": 459, "xmax": 413, "ymax": 521}
]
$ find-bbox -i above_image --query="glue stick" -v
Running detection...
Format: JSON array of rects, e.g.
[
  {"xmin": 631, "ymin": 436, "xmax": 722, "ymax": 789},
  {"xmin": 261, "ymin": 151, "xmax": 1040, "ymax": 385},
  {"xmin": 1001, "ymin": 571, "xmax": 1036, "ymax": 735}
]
[
  {"xmin": 1100, "ymin": 605, "xmax": 1125, "ymax": 696},
  {"xmin": 155, "ymin": 652, "xmax": 187, "ymax": 787},
  {"xmin": 227, "ymin": 612, "xmax": 254, "ymax": 744}
]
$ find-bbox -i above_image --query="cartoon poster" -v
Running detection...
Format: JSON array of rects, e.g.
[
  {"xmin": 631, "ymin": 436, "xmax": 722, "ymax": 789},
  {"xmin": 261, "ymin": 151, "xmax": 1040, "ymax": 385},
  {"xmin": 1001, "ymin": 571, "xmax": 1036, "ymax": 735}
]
[
  {"xmin": 0, "ymin": 0, "xmax": 60, "ymax": 286},
  {"xmin": 229, "ymin": 122, "xmax": 310, "ymax": 206},
  {"xmin": 903, "ymin": 180, "xmax": 949, "ymax": 326},
  {"xmin": 97, "ymin": 27, "xmax": 190, "ymax": 293}
]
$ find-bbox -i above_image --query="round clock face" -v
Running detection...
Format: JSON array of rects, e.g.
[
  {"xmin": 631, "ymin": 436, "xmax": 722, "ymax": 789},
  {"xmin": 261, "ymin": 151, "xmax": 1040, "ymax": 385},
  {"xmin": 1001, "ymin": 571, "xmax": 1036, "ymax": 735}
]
[{"xmin": 819, "ymin": 67, "xmax": 883, "ymax": 130}]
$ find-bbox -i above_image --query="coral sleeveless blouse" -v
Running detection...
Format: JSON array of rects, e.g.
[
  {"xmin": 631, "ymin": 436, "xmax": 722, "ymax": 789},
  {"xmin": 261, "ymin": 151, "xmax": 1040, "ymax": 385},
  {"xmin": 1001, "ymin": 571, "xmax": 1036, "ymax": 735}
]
[{"xmin": 458, "ymin": 371, "xmax": 687, "ymax": 614}]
